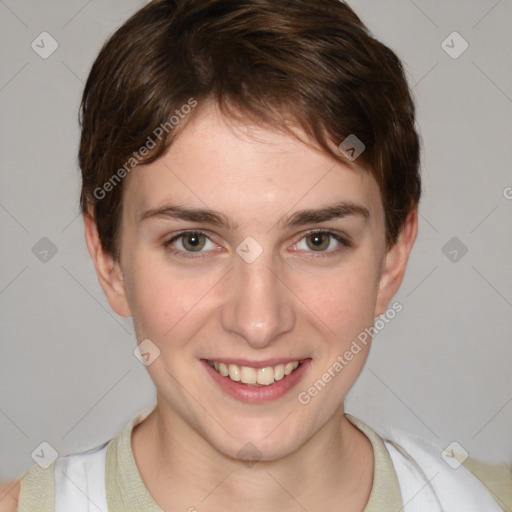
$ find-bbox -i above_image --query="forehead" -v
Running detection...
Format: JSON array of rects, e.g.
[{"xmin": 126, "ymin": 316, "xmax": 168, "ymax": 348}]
[{"xmin": 123, "ymin": 103, "xmax": 383, "ymax": 228}]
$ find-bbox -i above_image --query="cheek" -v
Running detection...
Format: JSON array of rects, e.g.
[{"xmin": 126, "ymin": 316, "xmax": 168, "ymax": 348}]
[
  {"xmin": 294, "ymin": 255, "xmax": 380, "ymax": 340},
  {"xmin": 299, "ymin": 261, "xmax": 379, "ymax": 402},
  {"xmin": 123, "ymin": 255, "xmax": 220, "ymax": 342}
]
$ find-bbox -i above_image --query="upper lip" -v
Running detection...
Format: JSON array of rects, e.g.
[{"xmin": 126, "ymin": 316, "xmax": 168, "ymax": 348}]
[{"xmin": 203, "ymin": 357, "xmax": 309, "ymax": 369}]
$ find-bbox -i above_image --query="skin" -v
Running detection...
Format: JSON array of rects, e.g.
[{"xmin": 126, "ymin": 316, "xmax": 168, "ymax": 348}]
[
  {"xmin": 0, "ymin": 481, "xmax": 19, "ymax": 512},
  {"xmin": 82, "ymin": 102, "xmax": 418, "ymax": 511}
]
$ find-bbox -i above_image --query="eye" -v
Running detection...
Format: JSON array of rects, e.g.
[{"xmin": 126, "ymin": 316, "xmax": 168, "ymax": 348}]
[
  {"xmin": 163, "ymin": 228, "xmax": 350, "ymax": 260},
  {"xmin": 163, "ymin": 230, "xmax": 217, "ymax": 257},
  {"xmin": 292, "ymin": 229, "xmax": 350, "ymax": 256}
]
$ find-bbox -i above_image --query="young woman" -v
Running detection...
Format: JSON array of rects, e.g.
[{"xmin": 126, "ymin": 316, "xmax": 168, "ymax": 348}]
[{"xmin": 4, "ymin": 0, "xmax": 511, "ymax": 510}]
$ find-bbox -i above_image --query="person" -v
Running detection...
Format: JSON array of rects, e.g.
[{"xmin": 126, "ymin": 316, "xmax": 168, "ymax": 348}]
[{"xmin": 2, "ymin": 0, "xmax": 511, "ymax": 510}]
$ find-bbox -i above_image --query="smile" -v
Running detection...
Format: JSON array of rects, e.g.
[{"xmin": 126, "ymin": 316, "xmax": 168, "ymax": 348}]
[
  {"xmin": 206, "ymin": 359, "xmax": 304, "ymax": 386},
  {"xmin": 202, "ymin": 358, "xmax": 311, "ymax": 403}
]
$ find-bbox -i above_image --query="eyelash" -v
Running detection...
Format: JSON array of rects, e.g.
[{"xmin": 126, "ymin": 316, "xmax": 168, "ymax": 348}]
[{"xmin": 162, "ymin": 229, "xmax": 351, "ymax": 259}]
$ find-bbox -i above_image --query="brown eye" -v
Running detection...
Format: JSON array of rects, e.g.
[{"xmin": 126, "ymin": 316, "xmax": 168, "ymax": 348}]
[
  {"xmin": 163, "ymin": 230, "xmax": 219, "ymax": 259},
  {"xmin": 180, "ymin": 232, "xmax": 207, "ymax": 252},
  {"xmin": 305, "ymin": 232, "xmax": 331, "ymax": 251},
  {"xmin": 293, "ymin": 230, "xmax": 350, "ymax": 256},
  {"xmin": 164, "ymin": 231, "xmax": 214, "ymax": 255}
]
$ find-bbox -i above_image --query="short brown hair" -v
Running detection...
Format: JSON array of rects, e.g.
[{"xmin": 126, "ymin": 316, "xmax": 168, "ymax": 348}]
[{"xmin": 79, "ymin": 0, "xmax": 421, "ymax": 261}]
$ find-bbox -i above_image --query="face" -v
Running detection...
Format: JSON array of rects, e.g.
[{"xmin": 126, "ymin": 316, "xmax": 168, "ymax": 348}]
[{"xmin": 86, "ymin": 102, "xmax": 416, "ymax": 461}]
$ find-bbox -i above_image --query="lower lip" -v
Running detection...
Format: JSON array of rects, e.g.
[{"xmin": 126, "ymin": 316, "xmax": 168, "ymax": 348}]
[{"xmin": 201, "ymin": 359, "xmax": 311, "ymax": 403}]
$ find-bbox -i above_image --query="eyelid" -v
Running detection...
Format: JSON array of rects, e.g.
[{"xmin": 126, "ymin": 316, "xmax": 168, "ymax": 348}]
[{"xmin": 293, "ymin": 227, "xmax": 350, "ymax": 244}]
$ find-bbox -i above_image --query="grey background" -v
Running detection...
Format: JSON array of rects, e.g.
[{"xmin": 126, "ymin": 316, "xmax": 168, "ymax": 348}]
[{"xmin": 1, "ymin": 0, "xmax": 511, "ymax": 480}]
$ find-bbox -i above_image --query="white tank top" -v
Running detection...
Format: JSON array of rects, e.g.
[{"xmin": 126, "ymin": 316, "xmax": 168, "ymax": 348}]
[{"xmin": 54, "ymin": 441, "xmax": 109, "ymax": 512}]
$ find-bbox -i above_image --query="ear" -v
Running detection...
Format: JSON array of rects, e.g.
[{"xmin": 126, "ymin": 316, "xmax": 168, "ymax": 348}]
[
  {"xmin": 83, "ymin": 209, "xmax": 131, "ymax": 318},
  {"xmin": 374, "ymin": 209, "xmax": 418, "ymax": 317}
]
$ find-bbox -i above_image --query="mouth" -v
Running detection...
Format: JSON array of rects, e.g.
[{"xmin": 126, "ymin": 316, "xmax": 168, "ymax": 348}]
[
  {"xmin": 201, "ymin": 357, "xmax": 311, "ymax": 403},
  {"xmin": 205, "ymin": 359, "xmax": 305, "ymax": 386}
]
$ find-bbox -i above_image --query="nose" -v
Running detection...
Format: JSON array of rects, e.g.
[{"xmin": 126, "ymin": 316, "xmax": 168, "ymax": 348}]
[{"xmin": 221, "ymin": 250, "xmax": 296, "ymax": 349}]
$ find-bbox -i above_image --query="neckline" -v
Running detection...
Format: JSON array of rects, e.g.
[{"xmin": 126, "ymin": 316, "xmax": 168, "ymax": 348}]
[{"xmin": 105, "ymin": 404, "xmax": 403, "ymax": 511}]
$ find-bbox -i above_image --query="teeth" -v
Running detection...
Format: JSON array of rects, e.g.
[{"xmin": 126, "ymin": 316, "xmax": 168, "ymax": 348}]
[
  {"xmin": 218, "ymin": 362, "xmax": 229, "ymax": 376},
  {"xmin": 284, "ymin": 362, "xmax": 295, "ymax": 375},
  {"xmin": 228, "ymin": 364, "xmax": 241, "ymax": 381},
  {"xmin": 274, "ymin": 364, "xmax": 285, "ymax": 381},
  {"xmin": 240, "ymin": 366, "xmax": 257, "ymax": 384},
  {"xmin": 209, "ymin": 360, "xmax": 303, "ymax": 386},
  {"xmin": 257, "ymin": 367, "xmax": 275, "ymax": 385}
]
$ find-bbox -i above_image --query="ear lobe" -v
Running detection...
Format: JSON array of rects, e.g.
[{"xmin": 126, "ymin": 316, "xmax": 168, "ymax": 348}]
[
  {"xmin": 374, "ymin": 209, "xmax": 418, "ymax": 318},
  {"xmin": 83, "ymin": 210, "xmax": 131, "ymax": 318}
]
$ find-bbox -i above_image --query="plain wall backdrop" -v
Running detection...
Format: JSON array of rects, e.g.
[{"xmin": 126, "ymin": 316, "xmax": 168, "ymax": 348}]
[{"xmin": 1, "ymin": 0, "xmax": 511, "ymax": 480}]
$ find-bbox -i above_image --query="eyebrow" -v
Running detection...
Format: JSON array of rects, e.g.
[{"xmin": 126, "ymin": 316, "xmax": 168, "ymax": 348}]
[{"xmin": 138, "ymin": 201, "xmax": 370, "ymax": 230}]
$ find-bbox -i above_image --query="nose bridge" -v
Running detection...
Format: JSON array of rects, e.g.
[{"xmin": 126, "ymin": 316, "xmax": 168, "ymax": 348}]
[{"xmin": 221, "ymin": 247, "xmax": 295, "ymax": 348}]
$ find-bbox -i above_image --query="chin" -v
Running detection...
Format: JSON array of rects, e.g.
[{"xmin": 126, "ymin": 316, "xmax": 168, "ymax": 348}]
[{"xmin": 203, "ymin": 414, "xmax": 312, "ymax": 464}]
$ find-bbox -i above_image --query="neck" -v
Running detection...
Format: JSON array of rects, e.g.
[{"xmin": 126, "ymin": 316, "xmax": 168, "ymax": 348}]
[{"xmin": 132, "ymin": 401, "xmax": 374, "ymax": 511}]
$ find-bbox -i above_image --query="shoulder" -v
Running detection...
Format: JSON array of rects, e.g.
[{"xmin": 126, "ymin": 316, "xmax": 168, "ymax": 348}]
[
  {"xmin": 12, "ymin": 440, "xmax": 110, "ymax": 512},
  {"xmin": 0, "ymin": 460, "xmax": 55, "ymax": 512},
  {"xmin": 12, "ymin": 461, "xmax": 56, "ymax": 512},
  {"xmin": 0, "ymin": 480, "xmax": 20, "ymax": 512},
  {"xmin": 386, "ymin": 432, "xmax": 511, "ymax": 511},
  {"xmin": 359, "ymin": 418, "xmax": 511, "ymax": 511},
  {"xmin": 463, "ymin": 456, "xmax": 512, "ymax": 511}
]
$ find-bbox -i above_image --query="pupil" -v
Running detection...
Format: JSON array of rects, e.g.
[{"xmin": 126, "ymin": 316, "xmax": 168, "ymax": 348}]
[
  {"xmin": 308, "ymin": 233, "xmax": 328, "ymax": 251},
  {"xmin": 185, "ymin": 233, "xmax": 204, "ymax": 251}
]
